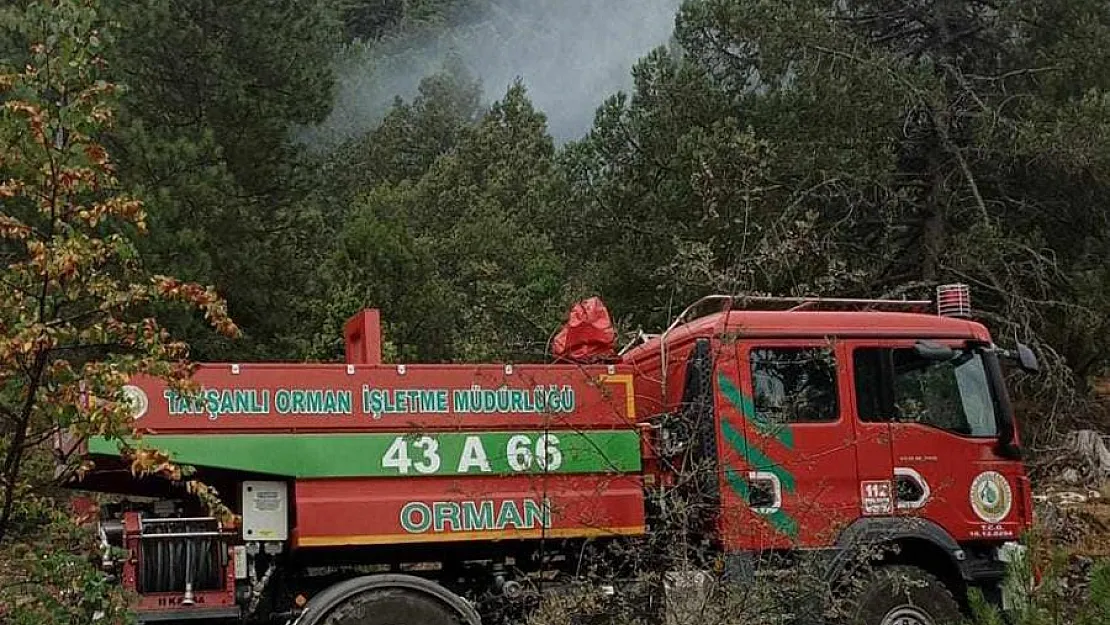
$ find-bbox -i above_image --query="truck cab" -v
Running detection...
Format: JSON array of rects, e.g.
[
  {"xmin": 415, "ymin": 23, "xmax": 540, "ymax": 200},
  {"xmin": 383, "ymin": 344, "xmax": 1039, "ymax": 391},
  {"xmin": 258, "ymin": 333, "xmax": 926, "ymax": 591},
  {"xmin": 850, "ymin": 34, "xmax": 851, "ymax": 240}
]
[{"xmin": 621, "ymin": 287, "xmax": 1037, "ymax": 623}]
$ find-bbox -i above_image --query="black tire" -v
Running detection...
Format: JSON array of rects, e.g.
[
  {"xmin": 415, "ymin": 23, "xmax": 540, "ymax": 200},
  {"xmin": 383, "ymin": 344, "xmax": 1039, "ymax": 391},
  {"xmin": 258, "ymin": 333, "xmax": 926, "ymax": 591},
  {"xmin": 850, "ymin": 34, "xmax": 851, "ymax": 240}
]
[
  {"xmin": 323, "ymin": 587, "xmax": 463, "ymax": 625},
  {"xmin": 842, "ymin": 565, "xmax": 962, "ymax": 625}
]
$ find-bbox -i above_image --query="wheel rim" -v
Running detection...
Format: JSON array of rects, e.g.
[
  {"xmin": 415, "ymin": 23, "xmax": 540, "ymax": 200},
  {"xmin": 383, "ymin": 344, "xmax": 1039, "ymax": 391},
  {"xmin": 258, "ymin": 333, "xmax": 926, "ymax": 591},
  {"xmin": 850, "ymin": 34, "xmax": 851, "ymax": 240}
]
[{"xmin": 880, "ymin": 605, "xmax": 935, "ymax": 625}]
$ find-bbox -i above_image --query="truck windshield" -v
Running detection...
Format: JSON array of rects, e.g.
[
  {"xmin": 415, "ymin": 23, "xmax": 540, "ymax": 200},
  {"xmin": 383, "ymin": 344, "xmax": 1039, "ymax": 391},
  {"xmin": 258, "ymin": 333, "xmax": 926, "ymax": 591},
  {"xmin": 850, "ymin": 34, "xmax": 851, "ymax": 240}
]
[{"xmin": 854, "ymin": 347, "xmax": 999, "ymax": 437}]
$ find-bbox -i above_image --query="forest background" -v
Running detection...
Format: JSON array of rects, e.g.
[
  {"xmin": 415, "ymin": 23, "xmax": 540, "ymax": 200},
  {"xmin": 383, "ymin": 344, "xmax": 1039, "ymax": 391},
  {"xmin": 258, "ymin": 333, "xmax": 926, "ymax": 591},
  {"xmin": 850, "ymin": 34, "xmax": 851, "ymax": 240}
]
[{"xmin": 1, "ymin": 0, "xmax": 1109, "ymax": 622}]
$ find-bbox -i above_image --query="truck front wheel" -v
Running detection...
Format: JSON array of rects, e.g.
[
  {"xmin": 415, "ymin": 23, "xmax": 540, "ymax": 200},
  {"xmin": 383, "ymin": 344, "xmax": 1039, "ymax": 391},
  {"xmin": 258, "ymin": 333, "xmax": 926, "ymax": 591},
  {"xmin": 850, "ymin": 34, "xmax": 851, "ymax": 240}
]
[
  {"xmin": 845, "ymin": 565, "xmax": 962, "ymax": 625},
  {"xmin": 323, "ymin": 587, "xmax": 463, "ymax": 625}
]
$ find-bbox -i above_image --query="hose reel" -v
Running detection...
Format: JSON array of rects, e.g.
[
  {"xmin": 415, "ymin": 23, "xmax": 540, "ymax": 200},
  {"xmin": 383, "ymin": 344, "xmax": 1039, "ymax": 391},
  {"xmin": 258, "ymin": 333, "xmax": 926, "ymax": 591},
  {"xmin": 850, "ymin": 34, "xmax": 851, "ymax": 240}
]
[{"xmin": 138, "ymin": 517, "xmax": 229, "ymax": 602}]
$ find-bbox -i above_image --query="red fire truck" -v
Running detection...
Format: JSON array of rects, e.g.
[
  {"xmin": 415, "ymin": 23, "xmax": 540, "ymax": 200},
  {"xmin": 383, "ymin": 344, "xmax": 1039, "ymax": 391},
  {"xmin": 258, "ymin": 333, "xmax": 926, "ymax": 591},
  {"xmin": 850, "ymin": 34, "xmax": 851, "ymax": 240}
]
[{"xmin": 68, "ymin": 286, "xmax": 1039, "ymax": 625}]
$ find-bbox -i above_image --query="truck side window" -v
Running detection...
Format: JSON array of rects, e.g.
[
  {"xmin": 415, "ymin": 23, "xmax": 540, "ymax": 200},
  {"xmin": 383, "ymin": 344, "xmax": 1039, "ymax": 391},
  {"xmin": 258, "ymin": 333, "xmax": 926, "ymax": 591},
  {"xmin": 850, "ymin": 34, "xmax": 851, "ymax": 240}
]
[
  {"xmin": 852, "ymin": 347, "xmax": 998, "ymax": 437},
  {"xmin": 749, "ymin": 347, "xmax": 838, "ymax": 423},
  {"xmin": 853, "ymin": 349, "xmax": 886, "ymax": 422}
]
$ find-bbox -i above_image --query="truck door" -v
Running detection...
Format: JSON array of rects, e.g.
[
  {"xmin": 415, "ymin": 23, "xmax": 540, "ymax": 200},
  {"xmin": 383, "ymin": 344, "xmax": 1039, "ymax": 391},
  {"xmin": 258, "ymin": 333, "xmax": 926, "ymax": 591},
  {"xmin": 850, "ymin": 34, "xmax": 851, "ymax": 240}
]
[
  {"xmin": 734, "ymin": 339, "xmax": 860, "ymax": 549},
  {"xmin": 848, "ymin": 341, "xmax": 1026, "ymax": 542},
  {"xmin": 845, "ymin": 341, "xmax": 898, "ymax": 521}
]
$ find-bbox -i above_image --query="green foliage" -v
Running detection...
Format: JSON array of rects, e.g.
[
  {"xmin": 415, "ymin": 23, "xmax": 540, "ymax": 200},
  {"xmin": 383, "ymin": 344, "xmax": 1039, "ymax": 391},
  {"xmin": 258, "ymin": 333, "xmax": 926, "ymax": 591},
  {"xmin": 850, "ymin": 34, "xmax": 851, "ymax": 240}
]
[
  {"xmin": 0, "ymin": 489, "xmax": 134, "ymax": 624},
  {"xmin": 967, "ymin": 539, "xmax": 1110, "ymax": 625},
  {"xmin": 338, "ymin": 0, "xmax": 466, "ymax": 41},
  {"xmin": 0, "ymin": 0, "xmax": 235, "ymax": 621},
  {"xmin": 2, "ymin": 0, "xmax": 1110, "ymax": 618},
  {"xmin": 99, "ymin": 0, "xmax": 342, "ymax": 361},
  {"xmin": 564, "ymin": 0, "xmax": 941, "ymax": 317},
  {"xmin": 1084, "ymin": 563, "xmax": 1110, "ymax": 625},
  {"xmin": 322, "ymin": 64, "xmax": 483, "ymax": 202},
  {"xmin": 546, "ymin": 0, "xmax": 1110, "ymax": 428},
  {"xmin": 312, "ymin": 79, "xmax": 567, "ymax": 362},
  {"xmin": 290, "ymin": 0, "xmax": 1110, "ymax": 409}
]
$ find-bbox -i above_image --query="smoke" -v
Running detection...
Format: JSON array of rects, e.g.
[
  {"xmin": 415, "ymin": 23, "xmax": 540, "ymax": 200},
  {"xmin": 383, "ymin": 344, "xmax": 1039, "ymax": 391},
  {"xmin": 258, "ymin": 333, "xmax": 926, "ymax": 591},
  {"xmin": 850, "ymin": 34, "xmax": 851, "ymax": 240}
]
[{"xmin": 303, "ymin": 0, "xmax": 682, "ymax": 148}]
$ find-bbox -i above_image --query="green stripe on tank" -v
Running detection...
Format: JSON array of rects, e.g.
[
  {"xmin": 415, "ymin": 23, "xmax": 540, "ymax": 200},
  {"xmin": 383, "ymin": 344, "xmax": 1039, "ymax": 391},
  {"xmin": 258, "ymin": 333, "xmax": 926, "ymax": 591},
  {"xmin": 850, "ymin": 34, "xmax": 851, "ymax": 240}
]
[{"xmin": 87, "ymin": 430, "xmax": 641, "ymax": 478}]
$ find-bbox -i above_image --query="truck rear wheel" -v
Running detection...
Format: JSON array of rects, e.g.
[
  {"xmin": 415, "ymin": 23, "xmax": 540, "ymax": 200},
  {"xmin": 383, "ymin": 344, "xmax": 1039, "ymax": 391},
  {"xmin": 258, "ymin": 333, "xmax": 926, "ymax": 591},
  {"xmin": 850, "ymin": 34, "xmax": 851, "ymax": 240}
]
[
  {"xmin": 844, "ymin": 565, "xmax": 962, "ymax": 625},
  {"xmin": 322, "ymin": 587, "xmax": 463, "ymax": 625}
]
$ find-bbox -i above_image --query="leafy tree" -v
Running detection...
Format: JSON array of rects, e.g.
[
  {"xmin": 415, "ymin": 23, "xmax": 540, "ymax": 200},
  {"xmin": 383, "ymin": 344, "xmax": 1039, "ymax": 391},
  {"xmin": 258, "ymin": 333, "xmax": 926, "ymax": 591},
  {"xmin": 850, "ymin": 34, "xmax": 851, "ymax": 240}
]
[
  {"xmin": 0, "ymin": 0, "xmax": 235, "ymax": 619},
  {"xmin": 968, "ymin": 533, "xmax": 1110, "ymax": 625},
  {"xmin": 559, "ymin": 0, "xmax": 1110, "ymax": 431},
  {"xmin": 338, "ymin": 0, "xmax": 465, "ymax": 42},
  {"xmin": 320, "ymin": 64, "xmax": 484, "ymax": 206},
  {"xmin": 0, "ymin": 455, "xmax": 134, "ymax": 624},
  {"xmin": 98, "ymin": 0, "xmax": 341, "ymax": 361},
  {"xmin": 293, "ymin": 67, "xmax": 483, "ymax": 359},
  {"xmin": 313, "ymin": 81, "xmax": 566, "ymax": 362}
]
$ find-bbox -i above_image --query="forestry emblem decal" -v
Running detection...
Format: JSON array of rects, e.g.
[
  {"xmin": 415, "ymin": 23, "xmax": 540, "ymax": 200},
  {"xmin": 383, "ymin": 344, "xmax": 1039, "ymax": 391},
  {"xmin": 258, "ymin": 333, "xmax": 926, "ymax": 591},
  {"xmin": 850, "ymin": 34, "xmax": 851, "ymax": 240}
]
[
  {"xmin": 122, "ymin": 385, "xmax": 149, "ymax": 420},
  {"xmin": 970, "ymin": 471, "xmax": 1012, "ymax": 523}
]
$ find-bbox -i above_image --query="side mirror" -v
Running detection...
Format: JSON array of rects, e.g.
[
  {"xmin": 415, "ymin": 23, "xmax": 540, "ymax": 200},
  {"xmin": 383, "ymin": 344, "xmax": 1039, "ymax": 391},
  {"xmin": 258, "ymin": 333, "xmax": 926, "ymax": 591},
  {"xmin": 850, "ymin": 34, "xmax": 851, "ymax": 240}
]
[
  {"xmin": 1016, "ymin": 343, "xmax": 1039, "ymax": 373},
  {"xmin": 914, "ymin": 341, "xmax": 955, "ymax": 361}
]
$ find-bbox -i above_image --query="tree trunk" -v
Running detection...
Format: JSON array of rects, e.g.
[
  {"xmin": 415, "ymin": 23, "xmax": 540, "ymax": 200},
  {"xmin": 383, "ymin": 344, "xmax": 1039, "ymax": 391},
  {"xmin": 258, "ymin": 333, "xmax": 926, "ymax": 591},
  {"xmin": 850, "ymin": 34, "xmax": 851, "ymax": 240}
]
[
  {"xmin": 921, "ymin": 147, "xmax": 946, "ymax": 282},
  {"xmin": 0, "ymin": 352, "xmax": 46, "ymax": 546}
]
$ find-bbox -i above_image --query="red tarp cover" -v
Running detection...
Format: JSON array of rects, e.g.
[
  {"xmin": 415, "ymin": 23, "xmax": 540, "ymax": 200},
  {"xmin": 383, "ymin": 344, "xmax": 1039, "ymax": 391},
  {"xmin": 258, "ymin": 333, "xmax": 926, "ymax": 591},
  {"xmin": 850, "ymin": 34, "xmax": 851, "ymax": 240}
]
[{"xmin": 552, "ymin": 297, "xmax": 617, "ymax": 363}]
